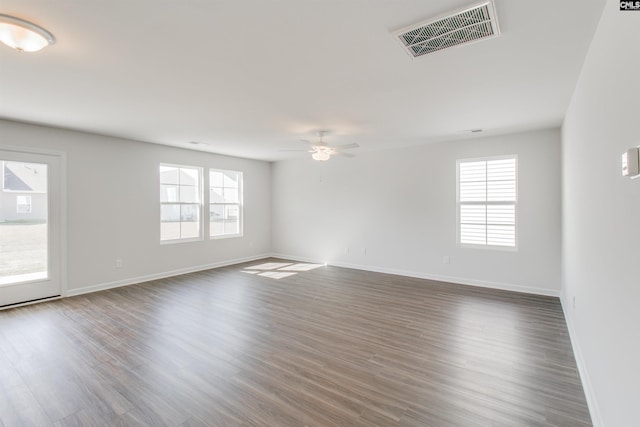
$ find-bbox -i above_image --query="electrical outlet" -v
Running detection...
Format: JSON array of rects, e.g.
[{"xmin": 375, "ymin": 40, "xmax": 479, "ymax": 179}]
[
  {"xmin": 363, "ymin": 248, "xmax": 367, "ymax": 256},
  {"xmin": 115, "ymin": 258, "xmax": 123, "ymax": 268},
  {"xmin": 443, "ymin": 256, "xmax": 450, "ymax": 264},
  {"xmin": 573, "ymin": 296, "xmax": 576, "ymax": 309}
]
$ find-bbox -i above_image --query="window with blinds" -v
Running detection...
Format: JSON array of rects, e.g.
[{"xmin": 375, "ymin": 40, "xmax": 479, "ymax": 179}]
[{"xmin": 457, "ymin": 156, "xmax": 517, "ymax": 248}]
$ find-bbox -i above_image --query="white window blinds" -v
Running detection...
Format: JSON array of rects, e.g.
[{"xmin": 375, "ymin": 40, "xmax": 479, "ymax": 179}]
[{"xmin": 458, "ymin": 157, "xmax": 517, "ymax": 247}]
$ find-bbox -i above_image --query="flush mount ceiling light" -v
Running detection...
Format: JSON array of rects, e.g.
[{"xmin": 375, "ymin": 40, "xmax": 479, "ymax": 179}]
[{"xmin": 0, "ymin": 14, "xmax": 56, "ymax": 52}]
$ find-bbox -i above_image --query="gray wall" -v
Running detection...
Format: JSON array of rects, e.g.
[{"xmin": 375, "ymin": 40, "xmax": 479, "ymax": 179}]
[
  {"xmin": 272, "ymin": 128, "xmax": 562, "ymax": 295},
  {"xmin": 0, "ymin": 119, "xmax": 272, "ymax": 293},
  {"xmin": 561, "ymin": 0, "xmax": 640, "ymax": 425}
]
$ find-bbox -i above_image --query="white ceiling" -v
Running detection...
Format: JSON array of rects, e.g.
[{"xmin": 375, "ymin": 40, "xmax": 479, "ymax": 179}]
[{"xmin": 0, "ymin": 0, "xmax": 605, "ymax": 161}]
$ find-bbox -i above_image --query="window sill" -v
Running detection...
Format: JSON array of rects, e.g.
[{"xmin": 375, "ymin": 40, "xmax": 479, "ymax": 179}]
[
  {"xmin": 210, "ymin": 233, "xmax": 243, "ymax": 240},
  {"xmin": 160, "ymin": 236, "xmax": 203, "ymax": 245},
  {"xmin": 459, "ymin": 243, "xmax": 518, "ymax": 252}
]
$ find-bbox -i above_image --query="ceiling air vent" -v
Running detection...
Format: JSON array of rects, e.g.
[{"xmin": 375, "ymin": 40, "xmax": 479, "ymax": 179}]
[{"xmin": 393, "ymin": 1, "xmax": 500, "ymax": 59}]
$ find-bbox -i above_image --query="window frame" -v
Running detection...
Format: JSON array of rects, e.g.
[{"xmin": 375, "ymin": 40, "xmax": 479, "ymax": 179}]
[
  {"xmin": 209, "ymin": 168, "xmax": 243, "ymax": 239},
  {"xmin": 456, "ymin": 155, "xmax": 518, "ymax": 251},
  {"xmin": 159, "ymin": 163, "xmax": 203, "ymax": 244}
]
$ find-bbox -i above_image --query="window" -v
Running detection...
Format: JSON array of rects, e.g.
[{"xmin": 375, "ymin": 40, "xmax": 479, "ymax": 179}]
[
  {"xmin": 209, "ymin": 169, "xmax": 242, "ymax": 238},
  {"xmin": 160, "ymin": 164, "xmax": 202, "ymax": 242},
  {"xmin": 457, "ymin": 156, "xmax": 517, "ymax": 248},
  {"xmin": 16, "ymin": 195, "xmax": 32, "ymax": 213}
]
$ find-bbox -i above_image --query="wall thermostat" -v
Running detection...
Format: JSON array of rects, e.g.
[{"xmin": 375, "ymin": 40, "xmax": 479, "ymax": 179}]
[{"xmin": 622, "ymin": 147, "xmax": 639, "ymax": 179}]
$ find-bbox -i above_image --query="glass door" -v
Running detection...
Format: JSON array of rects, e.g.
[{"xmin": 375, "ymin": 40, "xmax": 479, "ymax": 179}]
[{"xmin": 0, "ymin": 148, "xmax": 63, "ymax": 307}]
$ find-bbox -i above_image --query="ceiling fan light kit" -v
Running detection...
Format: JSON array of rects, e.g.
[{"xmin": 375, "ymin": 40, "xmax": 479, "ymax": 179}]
[
  {"xmin": 312, "ymin": 150, "xmax": 331, "ymax": 161},
  {"xmin": 280, "ymin": 131, "xmax": 358, "ymax": 161},
  {"xmin": 305, "ymin": 131, "xmax": 359, "ymax": 161}
]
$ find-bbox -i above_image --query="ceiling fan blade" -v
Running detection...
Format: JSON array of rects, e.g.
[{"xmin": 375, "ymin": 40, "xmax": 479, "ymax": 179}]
[
  {"xmin": 329, "ymin": 142, "xmax": 359, "ymax": 150},
  {"xmin": 334, "ymin": 152, "xmax": 356, "ymax": 158},
  {"xmin": 278, "ymin": 149, "xmax": 309, "ymax": 152}
]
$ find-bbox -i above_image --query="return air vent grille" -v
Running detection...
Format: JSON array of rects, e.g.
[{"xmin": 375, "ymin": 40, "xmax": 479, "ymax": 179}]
[{"xmin": 393, "ymin": 1, "xmax": 500, "ymax": 59}]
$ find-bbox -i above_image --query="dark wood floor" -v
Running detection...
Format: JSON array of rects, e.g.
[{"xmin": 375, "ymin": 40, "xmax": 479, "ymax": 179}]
[{"xmin": 0, "ymin": 259, "xmax": 591, "ymax": 426}]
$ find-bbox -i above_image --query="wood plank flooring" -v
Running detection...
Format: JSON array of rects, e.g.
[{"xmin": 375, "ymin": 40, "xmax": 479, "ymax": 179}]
[{"xmin": 0, "ymin": 259, "xmax": 591, "ymax": 426}]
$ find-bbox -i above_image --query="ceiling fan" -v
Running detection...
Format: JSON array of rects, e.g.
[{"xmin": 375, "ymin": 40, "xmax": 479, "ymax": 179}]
[{"xmin": 281, "ymin": 131, "xmax": 360, "ymax": 161}]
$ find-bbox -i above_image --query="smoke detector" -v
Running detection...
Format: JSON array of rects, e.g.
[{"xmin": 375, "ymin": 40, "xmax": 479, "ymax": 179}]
[{"xmin": 393, "ymin": 1, "xmax": 500, "ymax": 59}]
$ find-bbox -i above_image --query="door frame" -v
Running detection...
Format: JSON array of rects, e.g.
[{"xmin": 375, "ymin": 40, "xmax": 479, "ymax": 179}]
[{"xmin": 0, "ymin": 144, "xmax": 67, "ymax": 308}]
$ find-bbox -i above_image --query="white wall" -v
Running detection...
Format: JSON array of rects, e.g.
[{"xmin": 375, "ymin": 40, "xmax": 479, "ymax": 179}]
[
  {"xmin": 0, "ymin": 119, "xmax": 271, "ymax": 294},
  {"xmin": 561, "ymin": 0, "xmax": 640, "ymax": 425},
  {"xmin": 273, "ymin": 128, "xmax": 562, "ymax": 295}
]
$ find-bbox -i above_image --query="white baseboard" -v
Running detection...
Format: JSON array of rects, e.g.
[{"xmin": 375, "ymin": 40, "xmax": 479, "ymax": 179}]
[
  {"xmin": 269, "ymin": 253, "xmax": 560, "ymax": 297},
  {"xmin": 560, "ymin": 293, "xmax": 603, "ymax": 427},
  {"xmin": 65, "ymin": 253, "xmax": 271, "ymax": 297}
]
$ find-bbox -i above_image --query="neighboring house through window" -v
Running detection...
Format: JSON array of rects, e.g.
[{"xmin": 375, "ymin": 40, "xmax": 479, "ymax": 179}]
[
  {"xmin": 16, "ymin": 195, "xmax": 32, "ymax": 213},
  {"xmin": 160, "ymin": 164, "xmax": 202, "ymax": 242},
  {"xmin": 457, "ymin": 156, "xmax": 517, "ymax": 248},
  {"xmin": 209, "ymin": 169, "xmax": 242, "ymax": 238},
  {"xmin": 1, "ymin": 161, "xmax": 47, "ymax": 220}
]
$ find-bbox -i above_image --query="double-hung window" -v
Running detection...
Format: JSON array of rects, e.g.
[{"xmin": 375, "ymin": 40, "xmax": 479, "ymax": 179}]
[
  {"xmin": 160, "ymin": 164, "xmax": 202, "ymax": 242},
  {"xmin": 457, "ymin": 156, "xmax": 517, "ymax": 248},
  {"xmin": 209, "ymin": 169, "xmax": 242, "ymax": 238}
]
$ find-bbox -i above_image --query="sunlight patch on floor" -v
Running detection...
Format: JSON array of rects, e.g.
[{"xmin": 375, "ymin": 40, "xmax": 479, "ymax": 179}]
[
  {"xmin": 244, "ymin": 262, "xmax": 293, "ymax": 271},
  {"xmin": 243, "ymin": 262, "xmax": 324, "ymax": 280},
  {"xmin": 278, "ymin": 263, "xmax": 323, "ymax": 272}
]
